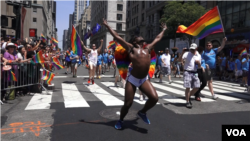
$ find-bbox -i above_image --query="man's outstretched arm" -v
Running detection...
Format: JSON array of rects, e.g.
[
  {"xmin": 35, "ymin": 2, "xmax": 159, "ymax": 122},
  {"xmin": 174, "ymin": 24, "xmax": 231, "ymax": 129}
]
[
  {"xmin": 97, "ymin": 39, "xmax": 104, "ymax": 54},
  {"xmin": 81, "ymin": 41, "xmax": 91, "ymax": 53},
  {"xmin": 147, "ymin": 23, "xmax": 167, "ymax": 50},
  {"xmin": 102, "ymin": 18, "xmax": 132, "ymax": 51}
]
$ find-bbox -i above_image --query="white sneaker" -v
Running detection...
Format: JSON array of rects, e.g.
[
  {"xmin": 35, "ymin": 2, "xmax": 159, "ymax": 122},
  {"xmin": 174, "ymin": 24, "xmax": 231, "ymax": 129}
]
[
  {"xmin": 212, "ymin": 94, "xmax": 218, "ymax": 100},
  {"xmin": 139, "ymin": 95, "xmax": 143, "ymax": 101}
]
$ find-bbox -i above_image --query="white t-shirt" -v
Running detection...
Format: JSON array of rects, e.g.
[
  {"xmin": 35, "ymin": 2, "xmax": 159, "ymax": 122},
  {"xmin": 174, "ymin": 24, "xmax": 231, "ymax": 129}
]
[
  {"xmin": 89, "ymin": 49, "xmax": 97, "ymax": 63},
  {"xmin": 17, "ymin": 52, "xmax": 24, "ymax": 60},
  {"xmin": 2, "ymin": 42, "xmax": 7, "ymax": 49},
  {"xmin": 161, "ymin": 53, "xmax": 171, "ymax": 67},
  {"xmin": 182, "ymin": 52, "xmax": 201, "ymax": 71}
]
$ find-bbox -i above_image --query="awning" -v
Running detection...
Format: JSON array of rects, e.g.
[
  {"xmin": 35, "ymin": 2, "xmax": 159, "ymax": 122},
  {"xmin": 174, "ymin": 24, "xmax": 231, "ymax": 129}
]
[{"xmin": 232, "ymin": 44, "xmax": 250, "ymax": 53}]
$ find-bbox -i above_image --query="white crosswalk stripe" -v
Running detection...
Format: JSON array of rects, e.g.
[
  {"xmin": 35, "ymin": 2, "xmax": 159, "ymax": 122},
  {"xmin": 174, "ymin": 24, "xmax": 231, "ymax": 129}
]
[{"xmin": 24, "ymin": 79, "xmax": 248, "ymax": 110}]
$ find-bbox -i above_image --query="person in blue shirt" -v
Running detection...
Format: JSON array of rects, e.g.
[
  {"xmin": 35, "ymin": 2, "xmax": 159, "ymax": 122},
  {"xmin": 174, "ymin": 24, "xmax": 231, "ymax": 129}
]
[
  {"xmin": 241, "ymin": 55, "xmax": 249, "ymax": 87},
  {"xmin": 194, "ymin": 46, "xmax": 207, "ymax": 101},
  {"xmin": 96, "ymin": 53, "xmax": 103, "ymax": 79},
  {"xmin": 154, "ymin": 51, "xmax": 162, "ymax": 78},
  {"xmin": 70, "ymin": 50, "xmax": 79, "ymax": 78},
  {"xmin": 174, "ymin": 52, "xmax": 181, "ymax": 78},
  {"xmin": 202, "ymin": 37, "xmax": 227, "ymax": 100},
  {"xmin": 102, "ymin": 49, "xmax": 108, "ymax": 74},
  {"xmin": 107, "ymin": 51, "xmax": 113, "ymax": 72},
  {"xmin": 226, "ymin": 58, "xmax": 235, "ymax": 81},
  {"xmin": 219, "ymin": 52, "xmax": 227, "ymax": 80},
  {"xmin": 235, "ymin": 55, "xmax": 242, "ymax": 82}
]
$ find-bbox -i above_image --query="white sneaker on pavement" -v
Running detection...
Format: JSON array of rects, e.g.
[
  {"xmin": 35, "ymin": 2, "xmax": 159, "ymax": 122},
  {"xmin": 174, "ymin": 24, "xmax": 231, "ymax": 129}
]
[{"xmin": 212, "ymin": 94, "xmax": 218, "ymax": 100}]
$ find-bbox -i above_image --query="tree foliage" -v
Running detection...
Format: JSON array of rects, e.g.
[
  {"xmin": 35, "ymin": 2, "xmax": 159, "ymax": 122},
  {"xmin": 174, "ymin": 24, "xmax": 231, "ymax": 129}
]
[{"xmin": 160, "ymin": 1, "xmax": 207, "ymax": 46}]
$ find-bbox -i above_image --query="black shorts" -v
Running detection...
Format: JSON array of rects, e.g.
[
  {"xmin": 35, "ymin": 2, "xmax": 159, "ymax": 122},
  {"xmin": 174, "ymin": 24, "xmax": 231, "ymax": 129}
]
[
  {"xmin": 67, "ymin": 61, "xmax": 71, "ymax": 67},
  {"xmin": 108, "ymin": 62, "xmax": 112, "ymax": 66},
  {"xmin": 227, "ymin": 70, "xmax": 233, "ymax": 73},
  {"xmin": 206, "ymin": 68, "xmax": 216, "ymax": 81},
  {"xmin": 243, "ymin": 70, "xmax": 249, "ymax": 77}
]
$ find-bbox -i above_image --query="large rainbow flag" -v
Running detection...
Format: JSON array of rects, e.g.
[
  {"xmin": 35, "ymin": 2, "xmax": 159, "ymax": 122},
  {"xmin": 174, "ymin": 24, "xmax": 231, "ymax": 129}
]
[
  {"xmin": 8, "ymin": 70, "xmax": 17, "ymax": 81},
  {"xmin": 71, "ymin": 25, "xmax": 82, "ymax": 56},
  {"xmin": 176, "ymin": 6, "xmax": 224, "ymax": 39},
  {"xmin": 33, "ymin": 50, "xmax": 45, "ymax": 63}
]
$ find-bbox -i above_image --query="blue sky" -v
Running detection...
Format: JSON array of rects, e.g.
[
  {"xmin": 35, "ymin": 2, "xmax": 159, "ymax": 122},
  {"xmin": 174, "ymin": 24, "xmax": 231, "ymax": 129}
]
[{"xmin": 56, "ymin": 0, "xmax": 74, "ymax": 50}]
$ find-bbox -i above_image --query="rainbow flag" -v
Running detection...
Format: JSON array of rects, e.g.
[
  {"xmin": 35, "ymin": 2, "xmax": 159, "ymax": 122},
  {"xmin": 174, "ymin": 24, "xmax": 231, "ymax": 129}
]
[
  {"xmin": 41, "ymin": 70, "xmax": 49, "ymax": 80},
  {"xmin": 71, "ymin": 25, "xmax": 82, "ymax": 56},
  {"xmin": 108, "ymin": 41, "xmax": 117, "ymax": 50},
  {"xmin": 33, "ymin": 50, "xmax": 45, "ymax": 63},
  {"xmin": 52, "ymin": 57, "xmax": 64, "ymax": 70},
  {"xmin": 239, "ymin": 48, "xmax": 247, "ymax": 57},
  {"xmin": 51, "ymin": 37, "xmax": 58, "ymax": 45},
  {"xmin": 41, "ymin": 33, "xmax": 47, "ymax": 42},
  {"xmin": 176, "ymin": 6, "xmax": 224, "ymax": 39},
  {"xmin": 8, "ymin": 71, "xmax": 17, "ymax": 81},
  {"xmin": 46, "ymin": 72, "xmax": 55, "ymax": 85}
]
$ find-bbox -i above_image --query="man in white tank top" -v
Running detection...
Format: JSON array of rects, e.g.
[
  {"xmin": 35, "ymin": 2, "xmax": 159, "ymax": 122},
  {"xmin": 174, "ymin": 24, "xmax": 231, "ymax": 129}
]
[{"xmin": 81, "ymin": 40, "xmax": 103, "ymax": 84}]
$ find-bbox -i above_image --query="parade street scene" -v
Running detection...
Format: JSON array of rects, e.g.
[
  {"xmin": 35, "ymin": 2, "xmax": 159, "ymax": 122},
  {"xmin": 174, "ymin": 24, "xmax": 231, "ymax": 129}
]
[{"xmin": 1, "ymin": 1, "xmax": 250, "ymax": 141}]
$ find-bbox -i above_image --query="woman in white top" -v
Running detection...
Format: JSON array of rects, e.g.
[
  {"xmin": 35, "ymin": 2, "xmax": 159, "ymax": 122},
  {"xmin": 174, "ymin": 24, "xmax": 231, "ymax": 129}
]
[{"xmin": 81, "ymin": 40, "xmax": 103, "ymax": 84}]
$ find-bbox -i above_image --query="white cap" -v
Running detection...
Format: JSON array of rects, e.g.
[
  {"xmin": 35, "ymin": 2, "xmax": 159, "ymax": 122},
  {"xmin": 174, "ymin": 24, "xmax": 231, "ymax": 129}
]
[
  {"xmin": 6, "ymin": 43, "xmax": 16, "ymax": 48},
  {"xmin": 190, "ymin": 43, "xmax": 197, "ymax": 50}
]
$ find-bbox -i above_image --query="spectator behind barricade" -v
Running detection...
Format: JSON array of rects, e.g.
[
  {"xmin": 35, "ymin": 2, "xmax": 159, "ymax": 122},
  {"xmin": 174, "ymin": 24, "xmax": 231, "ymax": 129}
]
[
  {"xmin": 1, "ymin": 49, "xmax": 9, "ymax": 103},
  {"xmin": 235, "ymin": 55, "xmax": 242, "ymax": 82},
  {"xmin": 4, "ymin": 43, "xmax": 20, "ymax": 77}
]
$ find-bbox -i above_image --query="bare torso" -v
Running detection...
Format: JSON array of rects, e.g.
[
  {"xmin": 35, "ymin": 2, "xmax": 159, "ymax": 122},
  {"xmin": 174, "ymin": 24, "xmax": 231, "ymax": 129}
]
[{"xmin": 129, "ymin": 47, "xmax": 151, "ymax": 79}]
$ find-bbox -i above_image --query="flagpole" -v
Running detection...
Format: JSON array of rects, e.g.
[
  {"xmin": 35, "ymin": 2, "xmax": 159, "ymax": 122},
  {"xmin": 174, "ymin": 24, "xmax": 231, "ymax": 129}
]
[{"xmin": 217, "ymin": 6, "xmax": 226, "ymax": 38}]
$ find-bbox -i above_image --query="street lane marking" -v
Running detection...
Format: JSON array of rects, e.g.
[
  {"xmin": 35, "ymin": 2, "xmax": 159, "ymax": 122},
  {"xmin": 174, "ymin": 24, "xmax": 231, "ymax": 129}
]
[
  {"xmin": 174, "ymin": 81, "xmax": 247, "ymax": 100},
  {"xmin": 84, "ymin": 83, "xmax": 124, "ymax": 106},
  {"xmin": 151, "ymin": 82, "xmax": 215, "ymax": 102},
  {"xmin": 62, "ymin": 83, "xmax": 90, "ymax": 108},
  {"xmin": 25, "ymin": 91, "xmax": 53, "ymax": 110},
  {"xmin": 212, "ymin": 81, "xmax": 246, "ymax": 90}
]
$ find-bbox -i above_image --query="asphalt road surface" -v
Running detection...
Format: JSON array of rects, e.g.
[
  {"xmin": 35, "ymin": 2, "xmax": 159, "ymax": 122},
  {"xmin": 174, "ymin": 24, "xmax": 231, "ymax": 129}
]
[{"xmin": 1, "ymin": 65, "xmax": 250, "ymax": 141}]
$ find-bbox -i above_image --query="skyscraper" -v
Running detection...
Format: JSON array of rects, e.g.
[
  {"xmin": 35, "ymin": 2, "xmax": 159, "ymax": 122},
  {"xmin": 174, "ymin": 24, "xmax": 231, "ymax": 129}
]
[{"xmin": 74, "ymin": 0, "xmax": 87, "ymax": 25}]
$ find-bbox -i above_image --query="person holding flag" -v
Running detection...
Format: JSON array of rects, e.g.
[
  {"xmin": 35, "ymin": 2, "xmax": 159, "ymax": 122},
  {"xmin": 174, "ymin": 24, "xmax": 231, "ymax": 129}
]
[{"xmin": 81, "ymin": 40, "xmax": 103, "ymax": 84}]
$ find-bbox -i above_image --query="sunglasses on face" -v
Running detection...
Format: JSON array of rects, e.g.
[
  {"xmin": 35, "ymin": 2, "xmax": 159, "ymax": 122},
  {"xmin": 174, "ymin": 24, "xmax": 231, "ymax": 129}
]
[
  {"xmin": 206, "ymin": 45, "xmax": 212, "ymax": 47},
  {"xmin": 190, "ymin": 49, "xmax": 195, "ymax": 51}
]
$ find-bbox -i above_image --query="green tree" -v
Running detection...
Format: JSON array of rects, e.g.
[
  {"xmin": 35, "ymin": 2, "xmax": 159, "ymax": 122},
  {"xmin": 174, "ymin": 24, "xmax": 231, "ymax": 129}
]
[{"xmin": 160, "ymin": 1, "xmax": 207, "ymax": 47}]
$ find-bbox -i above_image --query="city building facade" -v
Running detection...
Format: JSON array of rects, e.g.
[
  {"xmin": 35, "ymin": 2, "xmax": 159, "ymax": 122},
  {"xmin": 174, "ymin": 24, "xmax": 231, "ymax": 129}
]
[
  {"xmin": 1, "ymin": 0, "xmax": 58, "ymax": 43},
  {"xmin": 74, "ymin": 0, "xmax": 87, "ymax": 25},
  {"xmin": 90, "ymin": 1, "xmax": 126, "ymax": 49},
  {"xmin": 63, "ymin": 29, "xmax": 68, "ymax": 50}
]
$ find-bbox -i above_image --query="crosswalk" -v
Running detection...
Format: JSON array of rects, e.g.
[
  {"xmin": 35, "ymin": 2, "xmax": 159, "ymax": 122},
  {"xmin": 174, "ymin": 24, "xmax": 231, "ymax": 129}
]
[{"xmin": 25, "ymin": 80, "xmax": 249, "ymax": 110}]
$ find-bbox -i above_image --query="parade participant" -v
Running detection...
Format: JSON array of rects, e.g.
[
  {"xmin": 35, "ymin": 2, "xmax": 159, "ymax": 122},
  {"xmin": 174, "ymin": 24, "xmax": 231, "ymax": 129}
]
[
  {"xmin": 96, "ymin": 53, "xmax": 103, "ymax": 79},
  {"xmin": 194, "ymin": 46, "xmax": 207, "ymax": 101},
  {"xmin": 108, "ymin": 50, "xmax": 113, "ymax": 72},
  {"xmin": 241, "ymin": 55, "xmax": 249, "ymax": 87},
  {"xmin": 174, "ymin": 53, "xmax": 181, "ymax": 78},
  {"xmin": 102, "ymin": 49, "xmax": 108, "ymax": 73},
  {"xmin": 65, "ymin": 48, "xmax": 72, "ymax": 74},
  {"xmin": 154, "ymin": 51, "xmax": 162, "ymax": 78},
  {"xmin": 235, "ymin": 55, "xmax": 242, "ymax": 83},
  {"xmin": 82, "ymin": 53, "xmax": 86, "ymax": 66},
  {"xmin": 179, "ymin": 43, "xmax": 201, "ymax": 108},
  {"xmin": 81, "ymin": 40, "xmax": 103, "ymax": 84},
  {"xmin": 70, "ymin": 49, "xmax": 79, "ymax": 78},
  {"xmin": 202, "ymin": 38, "xmax": 227, "ymax": 100},
  {"xmin": 103, "ymin": 18, "xmax": 166, "ymax": 129},
  {"xmin": 159, "ymin": 48, "xmax": 172, "ymax": 84},
  {"xmin": 226, "ymin": 58, "xmax": 235, "ymax": 81},
  {"xmin": 62, "ymin": 51, "xmax": 66, "ymax": 66}
]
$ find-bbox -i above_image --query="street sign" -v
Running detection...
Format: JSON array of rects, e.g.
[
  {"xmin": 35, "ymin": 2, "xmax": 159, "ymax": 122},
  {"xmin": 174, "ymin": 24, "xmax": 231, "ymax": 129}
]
[{"xmin": 5, "ymin": 0, "xmax": 31, "ymax": 8}]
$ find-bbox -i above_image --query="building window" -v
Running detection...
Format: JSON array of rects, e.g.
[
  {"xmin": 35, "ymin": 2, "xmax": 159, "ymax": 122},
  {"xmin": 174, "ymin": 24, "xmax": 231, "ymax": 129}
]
[
  {"xmin": 136, "ymin": 16, "xmax": 138, "ymax": 25},
  {"xmin": 128, "ymin": 1, "xmax": 130, "ymax": 7},
  {"xmin": 232, "ymin": 12, "xmax": 239, "ymax": 28},
  {"xmin": 117, "ymin": 14, "xmax": 122, "ymax": 21},
  {"xmin": 137, "ymin": 5, "xmax": 139, "ymax": 13},
  {"xmin": 152, "ymin": 14, "xmax": 154, "ymax": 23},
  {"xmin": 33, "ymin": 18, "xmax": 37, "ymax": 22},
  {"xmin": 117, "ymin": 23, "xmax": 122, "ymax": 30},
  {"xmin": 149, "ymin": 2, "xmax": 151, "ymax": 7},
  {"xmin": 117, "ymin": 4, "xmax": 123, "ymax": 11},
  {"xmin": 142, "ymin": 1, "xmax": 145, "ymax": 9},
  {"xmin": 246, "ymin": 9, "xmax": 250, "ymax": 26},
  {"xmin": 142, "ymin": 13, "xmax": 144, "ymax": 21},
  {"xmin": 33, "ymin": 0, "xmax": 37, "ymax": 4},
  {"xmin": 126, "ymin": 22, "xmax": 129, "ymax": 28},
  {"xmin": 33, "ymin": 8, "xmax": 37, "ymax": 12}
]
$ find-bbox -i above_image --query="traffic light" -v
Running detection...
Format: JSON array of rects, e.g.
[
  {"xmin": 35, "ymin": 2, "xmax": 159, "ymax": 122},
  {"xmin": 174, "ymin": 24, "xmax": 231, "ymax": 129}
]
[
  {"xmin": 1, "ymin": 16, "xmax": 8, "ymax": 27},
  {"xmin": 11, "ymin": 18, "xmax": 16, "ymax": 29}
]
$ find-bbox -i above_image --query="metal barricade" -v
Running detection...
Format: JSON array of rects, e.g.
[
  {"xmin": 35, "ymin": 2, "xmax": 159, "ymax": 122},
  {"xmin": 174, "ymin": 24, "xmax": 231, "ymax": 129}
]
[{"xmin": 1, "ymin": 62, "xmax": 49, "ymax": 95}]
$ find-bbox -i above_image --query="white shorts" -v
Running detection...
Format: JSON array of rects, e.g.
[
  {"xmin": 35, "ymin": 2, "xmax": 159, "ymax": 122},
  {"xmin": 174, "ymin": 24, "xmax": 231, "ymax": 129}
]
[
  {"xmin": 127, "ymin": 74, "xmax": 148, "ymax": 87},
  {"xmin": 89, "ymin": 61, "xmax": 97, "ymax": 67},
  {"xmin": 235, "ymin": 70, "xmax": 242, "ymax": 76}
]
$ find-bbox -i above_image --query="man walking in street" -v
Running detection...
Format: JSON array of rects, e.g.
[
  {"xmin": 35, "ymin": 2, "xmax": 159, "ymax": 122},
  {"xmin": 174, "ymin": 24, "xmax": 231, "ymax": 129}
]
[
  {"xmin": 102, "ymin": 49, "xmax": 108, "ymax": 74},
  {"xmin": 159, "ymin": 48, "xmax": 172, "ymax": 84},
  {"xmin": 179, "ymin": 43, "xmax": 201, "ymax": 108},
  {"xmin": 202, "ymin": 37, "xmax": 227, "ymax": 100}
]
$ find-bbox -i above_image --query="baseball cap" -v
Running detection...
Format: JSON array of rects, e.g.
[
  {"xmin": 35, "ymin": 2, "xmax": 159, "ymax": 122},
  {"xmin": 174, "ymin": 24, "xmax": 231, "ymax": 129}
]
[
  {"xmin": 189, "ymin": 43, "xmax": 197, "ymax": 50},
  {"xmin": 6, "ymin": 43, "xmax": 16, "ymax": 48},
  {"xmin": 165, "ymin": 48, "xmax": 169, "ymax": 51}
]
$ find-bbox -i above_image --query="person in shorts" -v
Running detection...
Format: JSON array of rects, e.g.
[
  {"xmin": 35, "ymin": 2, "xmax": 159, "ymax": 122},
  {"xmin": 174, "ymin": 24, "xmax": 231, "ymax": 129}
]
[
  {"xmin": 102, "ymin": 49, "xmax": 108, "ymax": 73},
  {"xmin": 159, "ymin": 48, "xmax": 172, "ymax": 84},
  {"xmin": 235, "ymin": 55, "xmax": 242, "ymax": 82},
  {"xmin": 96, "ymin": 53, "xmax": 103, "ymax": 79},
  {"xmin": 154, "ymin": 51, "xmax": 162, "ymax": 78},
  {"xmin": 226, "ymin": 57, "xmax": 235, "ymax": 81},
  {"xmin": 179, "ymin": 43, "xmax": 201, "ymax": 108},
  {"xmin": 241, "ymin": 55, "xmax": 249, "ymax": 87},
  {"xmin": 70, "ymin": 51, "xmax": 78, "ymax": 78},
  {"xmin": 107, "ymin": 51, "xmax": 113, "ymax": 71}
]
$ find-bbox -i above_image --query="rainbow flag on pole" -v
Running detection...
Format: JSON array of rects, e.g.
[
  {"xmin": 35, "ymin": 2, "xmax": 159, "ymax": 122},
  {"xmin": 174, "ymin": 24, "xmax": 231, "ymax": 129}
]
[
  {"xmin": 46, "ymin": 72, "xmax": 55, "ymax": 85},
  {"xmin": 41, "ymin": 70, "xmax": 49, "ymax": 80},
  {"xmin": 33, "ymin": 50, "xmax": 45, "ymax": 63},
  {"xmin": 41, "ymin": 33, "xmax": 47, "ymax": 42},
  {"xmin": 239, "ymin": 48, "xmax": 247, "ymax": 57},
  {"xmin": 176, "ymin": 6, "xmax": 224, "ymax": 39},
  {"xmin": 51, "ymin": 37, "xmax": 58, "ymax": 45},
  {"xmin": 52, "ymin": 57, "xmax": 64, "ymax": 70},
  {"xmin": 71, "ymin": 25, "xmax": 82, "ymax": 56}
]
